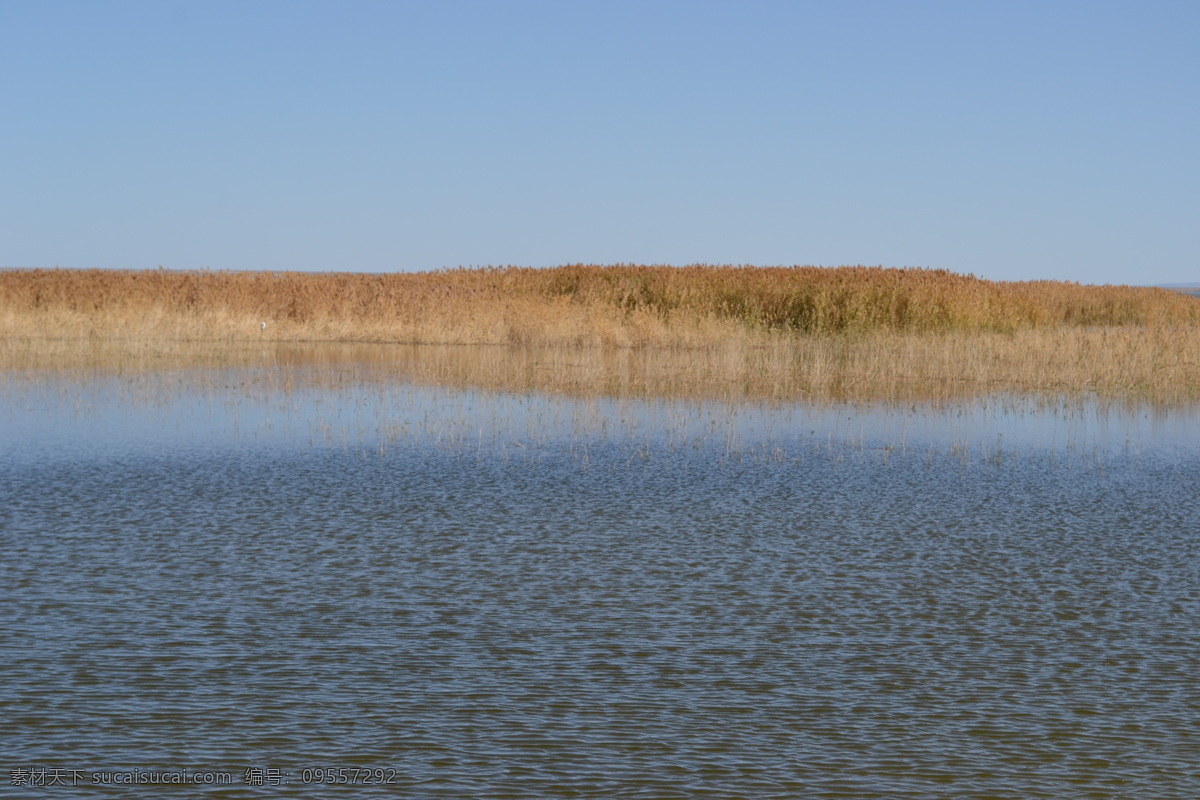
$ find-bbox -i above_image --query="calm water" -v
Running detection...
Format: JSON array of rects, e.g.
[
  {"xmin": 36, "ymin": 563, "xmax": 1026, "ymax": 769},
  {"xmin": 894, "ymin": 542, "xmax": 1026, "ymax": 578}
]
[{"xmin": 3, "ymin": 351, "xmax": 1199, "ymax": 797}]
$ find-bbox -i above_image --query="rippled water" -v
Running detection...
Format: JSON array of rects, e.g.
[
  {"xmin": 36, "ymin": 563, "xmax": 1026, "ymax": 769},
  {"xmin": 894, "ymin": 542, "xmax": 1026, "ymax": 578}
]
[{"xmin": 3, "ymin": 352, "xmax": 1199, "ymax": 797}]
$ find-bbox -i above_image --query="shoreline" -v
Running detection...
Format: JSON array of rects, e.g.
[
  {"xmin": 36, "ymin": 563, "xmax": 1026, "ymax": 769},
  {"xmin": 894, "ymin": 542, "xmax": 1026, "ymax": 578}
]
[
  {"xmin": 4, "ymin": 266, "xmax": 1200, "ymax": 405},
  {"xmin": 5, "ymin": 328, "xmax": 1199, "ymax": 407}
]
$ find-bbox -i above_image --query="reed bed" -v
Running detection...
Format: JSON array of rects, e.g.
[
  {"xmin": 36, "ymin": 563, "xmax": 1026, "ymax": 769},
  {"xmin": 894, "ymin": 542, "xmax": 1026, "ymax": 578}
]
[
  {"xmin": 4, "ymin": 265, "xmax": 1200, "ymax": 404},
  {"xmin": 4, "ymin": 265, "xmax": 1200, "ymax": 345},
  {"xmin": 5, "ymin": 328, "xmax": 1200, "ymax": 406}
]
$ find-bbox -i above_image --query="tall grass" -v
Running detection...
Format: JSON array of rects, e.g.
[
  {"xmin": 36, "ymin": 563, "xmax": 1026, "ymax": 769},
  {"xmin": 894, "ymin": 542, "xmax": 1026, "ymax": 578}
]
[
  {"xmin": 4, "ymin": 265, "xmax": 1199, "ymax": 346},
  {"xmin": 5, "ymin": 266, "xmax": 1200, "ymax": 403},
  {"xmin": 7, "ymin": 329, "xmax": 1200, "ymax": 406}
]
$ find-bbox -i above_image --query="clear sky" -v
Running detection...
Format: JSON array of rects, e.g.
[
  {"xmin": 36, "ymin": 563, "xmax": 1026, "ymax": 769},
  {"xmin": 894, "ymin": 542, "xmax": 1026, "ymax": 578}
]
[{"xmin": 3, "ymin": 0, "xmax": 1197, "ymax": 283}]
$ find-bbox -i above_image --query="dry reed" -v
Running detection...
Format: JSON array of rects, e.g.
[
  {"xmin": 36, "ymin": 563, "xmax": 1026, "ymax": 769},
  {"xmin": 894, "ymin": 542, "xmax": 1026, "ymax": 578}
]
[
  {"xmin": 4, "ymin": 265, "xmax": 1199, "ymax": 345},
  {"xmin": 4, "ymin": 265, "xmax": 1200, "ymax": 404}
]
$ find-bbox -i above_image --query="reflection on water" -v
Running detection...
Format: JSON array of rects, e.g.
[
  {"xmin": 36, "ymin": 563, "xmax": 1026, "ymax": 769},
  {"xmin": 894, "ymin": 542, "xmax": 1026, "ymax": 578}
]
[{"xmin": 3, "ymin": 345, "xmax": 1199, "ymax": 798}]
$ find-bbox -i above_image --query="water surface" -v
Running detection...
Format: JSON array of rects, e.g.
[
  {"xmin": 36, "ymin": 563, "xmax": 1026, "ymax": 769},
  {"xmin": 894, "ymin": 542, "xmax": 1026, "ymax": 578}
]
[{"xmin": 3, "ymin": 347, "xmax": 1199, "ymax": 798}]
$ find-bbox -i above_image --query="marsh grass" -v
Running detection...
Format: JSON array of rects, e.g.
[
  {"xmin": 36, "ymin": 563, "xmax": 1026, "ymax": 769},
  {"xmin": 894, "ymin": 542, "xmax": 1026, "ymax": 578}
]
[
  {"xmin": 6, "ymin": 329, "xmax": 1199, "ymax": 407},
  {"xmin": 3, "ymin": 343, "xmax": 1147, "ymax": 476},
  {"xmin": 5, "ymin": 265, "xmax": 1200, "ymax": 344},
  {"xmin": 4, "ymin": 265, "xmax": 1200, "ymax": 404}
]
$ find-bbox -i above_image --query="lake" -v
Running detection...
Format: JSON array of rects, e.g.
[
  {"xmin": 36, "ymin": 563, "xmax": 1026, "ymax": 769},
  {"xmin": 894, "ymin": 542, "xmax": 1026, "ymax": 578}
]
[{"xmin": 3, "ymin": 345, "xmax": 1198, "ymax": 797}]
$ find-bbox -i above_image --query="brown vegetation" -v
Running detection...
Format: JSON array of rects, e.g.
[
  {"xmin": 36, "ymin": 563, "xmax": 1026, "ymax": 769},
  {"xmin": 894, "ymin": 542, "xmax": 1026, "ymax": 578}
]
[
  {"xmin": 4, "ymin": 265, "xmax": 1200, "ymax": 403},
  {"xmin": 4, "ymin": 264, "xmax": 1200, "ymax": 345}
]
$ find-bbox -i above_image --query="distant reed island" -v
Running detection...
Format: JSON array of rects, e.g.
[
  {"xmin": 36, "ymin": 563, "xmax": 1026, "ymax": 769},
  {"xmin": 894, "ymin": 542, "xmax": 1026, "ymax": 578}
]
[
  {"xmin": 6, "ymin": 264, "xmax": 1199, "ymax": 343},
  {"xmin": 4, "ymin": 265, "xmax": 1200, "ymax": 402}
]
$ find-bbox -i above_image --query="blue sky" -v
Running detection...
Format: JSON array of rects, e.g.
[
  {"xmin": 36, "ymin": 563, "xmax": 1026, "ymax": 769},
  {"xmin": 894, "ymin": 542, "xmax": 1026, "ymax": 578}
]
[{"xmin": 2, "ymin": 0, "xmax": 1197, "ymax": 283}]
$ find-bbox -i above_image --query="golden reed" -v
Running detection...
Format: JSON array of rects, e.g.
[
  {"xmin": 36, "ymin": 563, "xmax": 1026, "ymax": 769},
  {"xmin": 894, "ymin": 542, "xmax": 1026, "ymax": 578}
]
[
  {"xmin": 3, "ymin": 265, "xmax": 1199, "ymax": 344},
  {"xmin": 3, "ymin": 265, "xmax": 1199, "ymax": 402}
]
